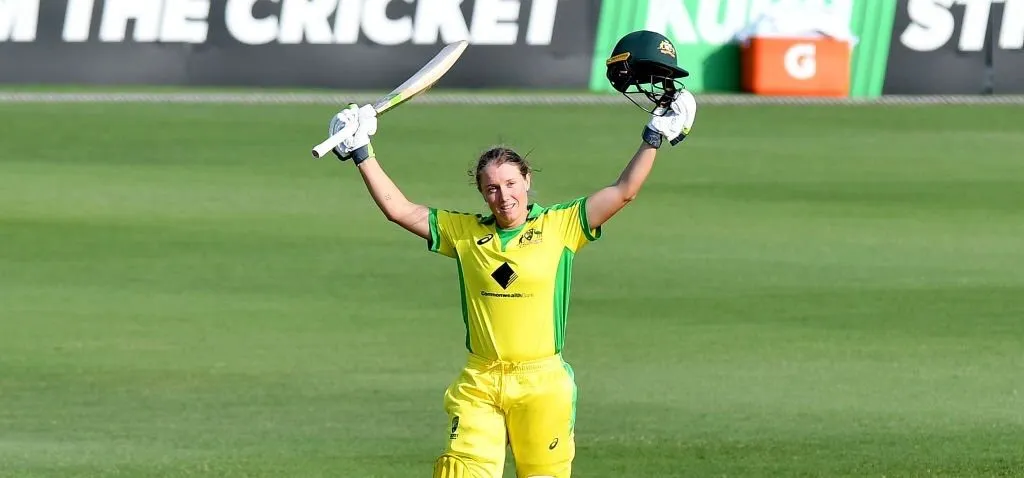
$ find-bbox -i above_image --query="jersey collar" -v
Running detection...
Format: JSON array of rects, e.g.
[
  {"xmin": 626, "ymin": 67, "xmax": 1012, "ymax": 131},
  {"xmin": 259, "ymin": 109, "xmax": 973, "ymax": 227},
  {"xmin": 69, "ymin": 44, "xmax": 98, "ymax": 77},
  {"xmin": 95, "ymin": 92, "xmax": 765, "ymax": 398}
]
[{"xmin": 478, "ymin": 202, "xmax": 546, "ymax": 227}]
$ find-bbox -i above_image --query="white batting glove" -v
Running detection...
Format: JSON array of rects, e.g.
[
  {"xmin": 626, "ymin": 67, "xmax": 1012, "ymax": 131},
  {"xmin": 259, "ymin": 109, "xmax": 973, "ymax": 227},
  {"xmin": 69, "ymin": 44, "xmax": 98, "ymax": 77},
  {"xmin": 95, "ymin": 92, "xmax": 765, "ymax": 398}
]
[
  {"xmin": 642, "ymin": 90, "xmax": 697, "ymax": 148},
  {"xmin": 331, "ymin": 104, "xmax": 377, "ymax": 164},
  {"xmin": 329, "ymin": 104, "xmax": 358, "ymax": 158}
]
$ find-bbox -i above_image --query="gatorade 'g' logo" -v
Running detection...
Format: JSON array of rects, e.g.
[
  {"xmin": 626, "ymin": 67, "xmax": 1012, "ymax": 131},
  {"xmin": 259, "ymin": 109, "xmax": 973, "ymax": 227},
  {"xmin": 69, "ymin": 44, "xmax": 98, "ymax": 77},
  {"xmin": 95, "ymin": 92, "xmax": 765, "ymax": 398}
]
[{"xmin": 784, "ymin": 43, "xmax": 817, "ymax": 80}]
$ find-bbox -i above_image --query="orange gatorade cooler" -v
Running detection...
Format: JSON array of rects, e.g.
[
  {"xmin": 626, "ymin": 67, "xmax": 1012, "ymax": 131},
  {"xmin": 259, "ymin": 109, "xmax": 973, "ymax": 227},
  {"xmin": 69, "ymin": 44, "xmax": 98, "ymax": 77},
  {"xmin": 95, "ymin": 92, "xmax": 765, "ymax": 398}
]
[{"xmin": 740, "ymin": 36, "xmax": 851, "ymax": 97}]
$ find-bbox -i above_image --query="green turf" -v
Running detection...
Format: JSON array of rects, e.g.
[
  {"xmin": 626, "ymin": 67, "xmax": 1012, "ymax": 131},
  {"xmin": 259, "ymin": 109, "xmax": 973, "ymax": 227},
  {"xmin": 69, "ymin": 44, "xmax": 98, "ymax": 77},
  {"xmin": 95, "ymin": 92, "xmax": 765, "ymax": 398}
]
[{"xmin": 1, "ymin": 100, "xmax": 1023, "ymax": 477}]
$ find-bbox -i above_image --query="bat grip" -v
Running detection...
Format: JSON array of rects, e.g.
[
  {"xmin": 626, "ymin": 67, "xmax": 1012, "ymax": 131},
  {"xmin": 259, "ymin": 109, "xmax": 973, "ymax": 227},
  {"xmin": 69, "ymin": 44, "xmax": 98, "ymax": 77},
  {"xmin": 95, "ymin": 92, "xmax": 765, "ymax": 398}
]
[{"xmin": 311, "ymin": 121, "xmax": 358, "ymax": 159}]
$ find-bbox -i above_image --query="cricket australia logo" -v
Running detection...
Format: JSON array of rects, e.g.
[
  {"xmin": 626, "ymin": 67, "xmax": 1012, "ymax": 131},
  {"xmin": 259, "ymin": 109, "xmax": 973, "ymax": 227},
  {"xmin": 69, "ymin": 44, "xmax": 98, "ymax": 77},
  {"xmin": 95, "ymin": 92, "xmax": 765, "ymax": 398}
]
[
  {"xmin": 450, "ymin": 416, "xmax": 460, "ymax": 439},
  {"xmin": 490, "ymin": 262, "xmax": 518, "ymax": 289},
  {"xmin": 517, "ymin": 228, "xmax": 543, "ymax": 247},
  {"xmin": 658, "ymin": 39, "xmax": 676, "ymax": 58}
]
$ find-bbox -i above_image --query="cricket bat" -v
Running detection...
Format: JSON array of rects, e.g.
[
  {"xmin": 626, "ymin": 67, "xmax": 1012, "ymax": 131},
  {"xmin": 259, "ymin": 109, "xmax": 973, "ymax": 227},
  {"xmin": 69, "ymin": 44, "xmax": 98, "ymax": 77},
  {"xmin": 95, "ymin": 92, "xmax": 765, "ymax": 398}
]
[{"xmin": 311, "ymin": 40, "xmax": 470, "ymax": 159}]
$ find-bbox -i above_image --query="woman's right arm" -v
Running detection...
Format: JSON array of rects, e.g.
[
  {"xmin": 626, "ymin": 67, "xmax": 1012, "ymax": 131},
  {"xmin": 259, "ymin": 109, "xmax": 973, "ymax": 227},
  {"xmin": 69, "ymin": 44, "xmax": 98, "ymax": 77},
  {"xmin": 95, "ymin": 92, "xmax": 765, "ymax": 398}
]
[{"xmin": 354, "ymin": 157, "xmax": 431, "ymax": 240}]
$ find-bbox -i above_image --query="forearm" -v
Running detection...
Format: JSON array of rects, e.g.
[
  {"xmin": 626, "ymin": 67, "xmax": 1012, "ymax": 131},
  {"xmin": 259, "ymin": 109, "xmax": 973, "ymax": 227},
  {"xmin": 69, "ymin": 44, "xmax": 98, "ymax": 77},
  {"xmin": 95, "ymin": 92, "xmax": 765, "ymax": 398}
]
[
  {"xmin": 613, "ymin": 142, "xmax": 658, "ymax": 201},
  {"xmin": 584, "ymin": 142, "xmax": 659, "ymax": 228},
  {"xmin": 355, "ymin": 158, "xmax": 421, "ymax": 223}
]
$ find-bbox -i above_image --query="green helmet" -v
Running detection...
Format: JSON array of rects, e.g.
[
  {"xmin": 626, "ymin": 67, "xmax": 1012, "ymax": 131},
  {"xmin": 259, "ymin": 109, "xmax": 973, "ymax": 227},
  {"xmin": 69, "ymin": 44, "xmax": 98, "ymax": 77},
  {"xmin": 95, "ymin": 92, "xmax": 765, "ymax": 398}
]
[{"xmin": 605, "ymin": 30, "xmax": 689, "ymax": 113}]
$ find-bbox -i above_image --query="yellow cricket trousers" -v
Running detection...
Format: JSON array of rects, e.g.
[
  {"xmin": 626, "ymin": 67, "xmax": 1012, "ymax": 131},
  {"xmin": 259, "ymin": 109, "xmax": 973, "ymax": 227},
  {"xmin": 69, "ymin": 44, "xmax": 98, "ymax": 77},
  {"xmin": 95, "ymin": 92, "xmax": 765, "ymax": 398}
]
[{"xmin": 433, "ymin": 352, "xmax": 578, "ymax": 478}]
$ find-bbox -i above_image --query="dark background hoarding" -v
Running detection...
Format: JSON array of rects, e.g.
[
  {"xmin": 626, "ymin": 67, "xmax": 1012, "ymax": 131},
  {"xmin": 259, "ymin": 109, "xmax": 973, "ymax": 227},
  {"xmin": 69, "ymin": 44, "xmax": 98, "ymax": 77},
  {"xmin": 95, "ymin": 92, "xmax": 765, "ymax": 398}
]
[
  {"xmin": 884, "ymin": 0, "xmax": 1023, "ymax": 94},
  {"xmin": 0, "ymin": 0, "xmax": 599, "ymax": 89},
  {"xmin": 994, "ymin": 2, "xmax": 1024, "ymax": 93}
]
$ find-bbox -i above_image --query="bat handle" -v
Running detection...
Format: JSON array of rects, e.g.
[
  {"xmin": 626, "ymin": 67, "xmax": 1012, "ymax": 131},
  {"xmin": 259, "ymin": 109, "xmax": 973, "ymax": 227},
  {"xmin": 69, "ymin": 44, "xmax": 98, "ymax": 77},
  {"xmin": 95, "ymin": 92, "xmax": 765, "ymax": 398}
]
[{"xmin": 311, "ymin": 121, "xmax": 358, "ymax": 159}]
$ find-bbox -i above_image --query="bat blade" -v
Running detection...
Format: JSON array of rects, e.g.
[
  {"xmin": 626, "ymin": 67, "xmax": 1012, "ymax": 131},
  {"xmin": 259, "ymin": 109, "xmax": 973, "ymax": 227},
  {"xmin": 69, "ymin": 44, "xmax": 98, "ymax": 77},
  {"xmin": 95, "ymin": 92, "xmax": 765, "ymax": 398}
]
[
  {"xmin": 372, "ymin": 40, "xmax": 468, "ymax": 115},
  {"xmin": 310, "ymin": 40, "xmax": 469, "ymax": 159}
]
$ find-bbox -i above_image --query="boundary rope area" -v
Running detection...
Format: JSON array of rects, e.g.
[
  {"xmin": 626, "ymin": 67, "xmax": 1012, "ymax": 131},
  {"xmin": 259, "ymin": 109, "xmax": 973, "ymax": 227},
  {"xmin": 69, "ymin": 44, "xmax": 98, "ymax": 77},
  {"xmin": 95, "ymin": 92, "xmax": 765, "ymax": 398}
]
[{"xmin": 2, "ymin": 92, "xmax": 1024, "ymax": 105}]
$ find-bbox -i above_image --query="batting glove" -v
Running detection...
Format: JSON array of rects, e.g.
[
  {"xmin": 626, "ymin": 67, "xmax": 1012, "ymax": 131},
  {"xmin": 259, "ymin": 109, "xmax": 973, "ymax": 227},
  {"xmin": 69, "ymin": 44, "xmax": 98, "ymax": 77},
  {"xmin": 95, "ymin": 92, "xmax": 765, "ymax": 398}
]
[
  {"xmin": 331, "ymin": 103, "xmax": 378, "ymax": 164},
  {"xmin": 642, "ymin": 90, "xmax": 697, "ymax": 148}
]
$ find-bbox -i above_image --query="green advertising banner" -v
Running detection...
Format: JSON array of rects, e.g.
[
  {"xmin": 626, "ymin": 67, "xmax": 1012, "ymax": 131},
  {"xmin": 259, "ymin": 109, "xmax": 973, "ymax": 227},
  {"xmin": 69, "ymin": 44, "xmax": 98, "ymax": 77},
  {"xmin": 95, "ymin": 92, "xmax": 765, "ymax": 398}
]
[{"xmin": 589, "ymin": 0, "xmax": 896, "ymax": 97}]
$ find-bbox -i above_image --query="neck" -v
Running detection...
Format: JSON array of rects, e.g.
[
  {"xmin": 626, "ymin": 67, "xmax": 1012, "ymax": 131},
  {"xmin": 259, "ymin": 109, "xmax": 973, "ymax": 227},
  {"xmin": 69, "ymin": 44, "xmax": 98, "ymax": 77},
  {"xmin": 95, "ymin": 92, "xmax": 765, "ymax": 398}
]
[{"xmin": 497, "ymin": 217, "xmax": 525, "ymax": 230}]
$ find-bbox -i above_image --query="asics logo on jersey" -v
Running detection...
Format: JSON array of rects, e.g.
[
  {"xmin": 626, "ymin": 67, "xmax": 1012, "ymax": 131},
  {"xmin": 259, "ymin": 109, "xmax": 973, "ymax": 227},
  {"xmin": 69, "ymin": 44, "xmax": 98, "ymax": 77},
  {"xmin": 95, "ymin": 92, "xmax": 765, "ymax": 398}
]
[
  {"xmin": 477, "ymin": 234, "xmax": 494, "ymax": 245},
  {"xmin": 490, "ymin": 262, "xmax": 518, "ymax": 289},
  {"xmin": 548, "ymin": 438, "xmax": 559, "ymax": 450}
]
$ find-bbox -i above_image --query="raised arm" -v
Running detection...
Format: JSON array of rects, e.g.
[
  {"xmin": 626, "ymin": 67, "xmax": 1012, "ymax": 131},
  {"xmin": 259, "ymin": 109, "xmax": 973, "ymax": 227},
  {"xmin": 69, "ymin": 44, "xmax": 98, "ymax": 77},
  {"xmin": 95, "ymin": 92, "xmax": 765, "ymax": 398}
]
[
  {"xmin": 585, "ymin": 91, "xmax": 697, "ymax": 229},
  {"xmin": 328, "ymin": 103, "xmax": 429, "ymax": 240},
  {"xmin": 356, "ymin": 158, "xmax": 430, "ymax": 240},
  {"xmin": 585, "ymin": 143, "xmax": 658, "ymax": 229}
]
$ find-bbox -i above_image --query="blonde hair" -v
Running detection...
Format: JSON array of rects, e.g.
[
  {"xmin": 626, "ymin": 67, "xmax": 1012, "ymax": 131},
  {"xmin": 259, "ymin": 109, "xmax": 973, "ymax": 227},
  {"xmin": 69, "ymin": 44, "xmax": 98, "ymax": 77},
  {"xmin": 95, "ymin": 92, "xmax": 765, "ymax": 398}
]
[{"xmin": 468, "ymin": 146, "xmax": 538, "ymax": 200}]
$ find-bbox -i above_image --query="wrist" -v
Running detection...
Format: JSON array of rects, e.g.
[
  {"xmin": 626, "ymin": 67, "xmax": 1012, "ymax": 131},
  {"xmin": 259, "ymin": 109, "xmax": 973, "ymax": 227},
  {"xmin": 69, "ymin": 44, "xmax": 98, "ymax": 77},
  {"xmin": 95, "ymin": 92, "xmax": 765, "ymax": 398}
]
[
  {"xmin": 350, "ymin": 143, "xmax": 375, "ymax": 165},
  {"xmin": 641, "ymin": 125, "xmax": 663, "ymax": 149}
]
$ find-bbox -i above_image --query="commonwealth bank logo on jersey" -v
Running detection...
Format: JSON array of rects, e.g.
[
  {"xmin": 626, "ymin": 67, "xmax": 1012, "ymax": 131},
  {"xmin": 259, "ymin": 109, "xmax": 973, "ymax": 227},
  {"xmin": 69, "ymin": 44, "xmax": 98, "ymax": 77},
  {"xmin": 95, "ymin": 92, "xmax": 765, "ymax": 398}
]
[{"xmin": 490, "ymin": 262, "xmax": 518, "ymax": 290}]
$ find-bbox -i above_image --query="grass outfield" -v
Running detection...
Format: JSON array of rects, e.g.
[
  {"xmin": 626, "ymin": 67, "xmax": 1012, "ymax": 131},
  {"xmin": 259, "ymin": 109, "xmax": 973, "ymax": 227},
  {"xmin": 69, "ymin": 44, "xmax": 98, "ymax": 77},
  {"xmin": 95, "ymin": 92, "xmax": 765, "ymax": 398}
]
[{"xmin": 2, "ymin": 101, "xmax": 1023, "ymax": 477}]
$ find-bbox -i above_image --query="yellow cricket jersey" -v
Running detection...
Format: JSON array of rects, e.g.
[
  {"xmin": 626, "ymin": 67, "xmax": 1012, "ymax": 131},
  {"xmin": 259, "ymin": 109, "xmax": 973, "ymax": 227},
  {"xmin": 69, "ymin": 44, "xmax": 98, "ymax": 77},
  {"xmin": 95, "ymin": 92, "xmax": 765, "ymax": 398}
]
[{"xmin": 427, "ymin": 197, "xmax": 601, "ymax": 362}]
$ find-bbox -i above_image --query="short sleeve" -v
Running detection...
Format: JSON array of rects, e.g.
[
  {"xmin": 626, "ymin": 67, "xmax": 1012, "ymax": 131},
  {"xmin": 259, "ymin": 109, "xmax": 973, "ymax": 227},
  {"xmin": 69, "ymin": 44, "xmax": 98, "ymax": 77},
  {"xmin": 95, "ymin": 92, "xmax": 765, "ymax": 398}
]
[
  {"xmin": 548, "ymin": 197, "xmax": 602, "ymax": 252},
  {"xmin": 428, "ymin": 208, "xmax": 474, "ymax": 258}
]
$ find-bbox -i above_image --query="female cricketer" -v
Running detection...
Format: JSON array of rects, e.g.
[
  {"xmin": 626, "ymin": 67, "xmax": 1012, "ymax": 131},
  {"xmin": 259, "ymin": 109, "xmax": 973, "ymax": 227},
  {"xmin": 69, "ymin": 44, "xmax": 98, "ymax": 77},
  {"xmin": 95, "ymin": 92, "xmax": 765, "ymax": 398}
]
[{"xmin": 329, "ymin": 30, "xmax": 696, "ymax": 478}]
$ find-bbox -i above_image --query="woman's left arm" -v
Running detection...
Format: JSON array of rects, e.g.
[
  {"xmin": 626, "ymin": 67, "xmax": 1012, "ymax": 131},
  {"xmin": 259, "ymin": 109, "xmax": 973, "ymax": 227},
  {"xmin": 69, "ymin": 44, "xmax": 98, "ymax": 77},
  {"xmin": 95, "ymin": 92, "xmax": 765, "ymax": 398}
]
[
  {"xmin": 584, "ymin": 143, "xmax": 659, "ymax": 229},
  {"xmin": 585, "ymin": 91, "xmax": 697, "ymax": 229}
]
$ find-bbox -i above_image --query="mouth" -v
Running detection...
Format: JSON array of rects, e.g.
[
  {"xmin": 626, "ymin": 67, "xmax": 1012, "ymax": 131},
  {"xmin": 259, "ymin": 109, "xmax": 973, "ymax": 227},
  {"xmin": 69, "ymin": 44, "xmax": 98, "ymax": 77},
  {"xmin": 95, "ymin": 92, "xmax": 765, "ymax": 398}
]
[{"xmin": 498, "ymin": 201, "xmax": 517, "ymax": 214}]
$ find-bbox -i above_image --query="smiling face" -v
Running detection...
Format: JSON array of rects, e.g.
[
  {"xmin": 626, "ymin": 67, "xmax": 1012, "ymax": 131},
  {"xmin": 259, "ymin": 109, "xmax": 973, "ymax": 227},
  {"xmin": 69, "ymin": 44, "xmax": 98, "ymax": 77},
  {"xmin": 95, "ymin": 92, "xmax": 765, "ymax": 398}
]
[
  {"xmin": 473, "ymin": 147, "xmax": 533, "ymax": 230},
  {"xmin": 479, "ymin": 162, "xmax": 531, "ymax": 229}
]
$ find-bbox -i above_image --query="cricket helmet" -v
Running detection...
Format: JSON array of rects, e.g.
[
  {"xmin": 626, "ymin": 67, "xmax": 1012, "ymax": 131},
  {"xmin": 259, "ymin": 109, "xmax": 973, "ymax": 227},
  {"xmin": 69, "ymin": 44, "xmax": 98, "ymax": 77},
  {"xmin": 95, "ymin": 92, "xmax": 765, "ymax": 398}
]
[{"xmin": 605, "ymin": 30, "xmax": 690, "ymax": 114}]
